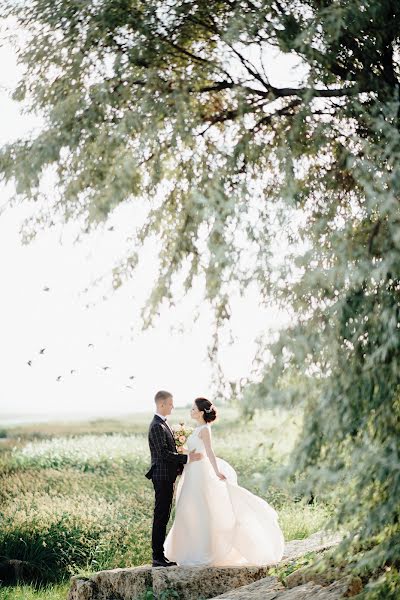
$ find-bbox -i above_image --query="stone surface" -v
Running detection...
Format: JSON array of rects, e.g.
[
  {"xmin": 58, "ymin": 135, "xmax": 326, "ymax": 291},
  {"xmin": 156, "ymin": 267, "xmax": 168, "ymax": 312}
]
[
  {"xmin": 68, "ymin": 565, "xmax": 271, "ymax": 600},
  {"xmin": 68, "ymin": 576, "xmax": 98, "ymax": 600},
  {"xmin": 67, "ymin": 530, "xmax": 344, "ymax": 600},
  {"xmin": 282, "ymin": 531, "xmax": 343, "ymax": 562},
  {"xmin": 91, "ymin": 565, "xmax": 151, "ymax": 600},
  {"xmin": 210, "ymin": 576, "xmax": 355, "ymax": 600},
  {"xmin": 286, "ymin": 567, "xmax": 363, "ymax": 597},
  {"xmin": 207, "ymin": 575, "xmax": 284, "ymax": 599},
  {"xmin": 67, "ymin": 566, "xmax": 152, "ymax": 600},
  {"xmin": 152, "ymin": 565, "xmax": 271, "ymax": 600}
]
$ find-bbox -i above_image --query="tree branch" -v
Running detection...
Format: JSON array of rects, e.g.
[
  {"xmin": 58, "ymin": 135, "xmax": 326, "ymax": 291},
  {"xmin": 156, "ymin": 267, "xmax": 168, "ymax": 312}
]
[
  {"xmin": 271, "ymin": 84, "xmax": 361, "ymax": 98},
  {"xmin": 251, "ymin": 99, "xmax": 302, "ymax": 133}
]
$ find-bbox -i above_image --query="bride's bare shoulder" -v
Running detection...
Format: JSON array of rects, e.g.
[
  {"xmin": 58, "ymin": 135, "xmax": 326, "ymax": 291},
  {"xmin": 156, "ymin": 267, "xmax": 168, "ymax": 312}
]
[{"xmin": 198, "ymin": 425, "xmax": 211, "ymax": 440}]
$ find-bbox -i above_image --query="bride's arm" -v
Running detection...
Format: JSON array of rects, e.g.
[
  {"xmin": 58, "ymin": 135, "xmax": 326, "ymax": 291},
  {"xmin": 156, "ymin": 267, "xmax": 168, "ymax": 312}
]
[{"xmin": 199, "ymin": 427, "xmax": 227, "ymax": 481}]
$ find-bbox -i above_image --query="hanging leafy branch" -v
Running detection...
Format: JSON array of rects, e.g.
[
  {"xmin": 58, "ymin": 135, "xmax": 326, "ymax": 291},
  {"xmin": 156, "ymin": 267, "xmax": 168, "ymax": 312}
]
[{"xmin": 1, "ymin": 1, "xmax": 400, "ymax": 595}]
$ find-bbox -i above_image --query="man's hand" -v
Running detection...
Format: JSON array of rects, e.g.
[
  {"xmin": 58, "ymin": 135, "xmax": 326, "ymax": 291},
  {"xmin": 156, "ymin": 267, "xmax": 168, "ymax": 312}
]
[{"xmin": 188, "ymin": 448, "xmax": 203, "ymax": 462}]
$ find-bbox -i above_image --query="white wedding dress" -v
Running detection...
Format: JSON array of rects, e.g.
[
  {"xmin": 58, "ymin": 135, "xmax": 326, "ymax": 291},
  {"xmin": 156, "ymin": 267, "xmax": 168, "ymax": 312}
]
[{"xmin": 164, "ymin": 424, "xmax": 285, "ymax": 566}]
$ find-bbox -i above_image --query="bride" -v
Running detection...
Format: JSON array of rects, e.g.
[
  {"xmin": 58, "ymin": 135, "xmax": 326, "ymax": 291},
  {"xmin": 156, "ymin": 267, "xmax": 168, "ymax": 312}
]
[{"xmin": 164, "ymin": 398, "xmax": 285, "ymax": 566}]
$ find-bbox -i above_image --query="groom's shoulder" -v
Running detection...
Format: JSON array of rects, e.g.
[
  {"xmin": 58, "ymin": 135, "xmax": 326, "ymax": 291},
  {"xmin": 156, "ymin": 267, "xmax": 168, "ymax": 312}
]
[
  {"xmin": 148, "ymin": 418, "xmax": 164, "ymax": 439},
  {"xmin": 149, "ymin": 415, "xmax": 162, "ymax": 430}
]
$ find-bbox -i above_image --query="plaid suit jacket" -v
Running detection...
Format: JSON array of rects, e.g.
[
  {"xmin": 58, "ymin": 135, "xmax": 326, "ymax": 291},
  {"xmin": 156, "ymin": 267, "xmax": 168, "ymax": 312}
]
[{"xmin": 145, "ymin": 415, "xmax": 188, "ymax": 481}]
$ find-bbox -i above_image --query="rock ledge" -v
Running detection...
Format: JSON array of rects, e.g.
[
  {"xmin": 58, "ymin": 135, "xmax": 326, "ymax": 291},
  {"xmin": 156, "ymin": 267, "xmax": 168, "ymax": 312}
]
[{"xmin": 68, "ymin": 531, "xmax": 343, "ymax": 600}]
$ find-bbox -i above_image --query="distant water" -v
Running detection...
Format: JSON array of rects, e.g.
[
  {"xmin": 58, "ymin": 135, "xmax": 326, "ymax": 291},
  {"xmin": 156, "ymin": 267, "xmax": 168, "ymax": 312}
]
[{"xmin": 0, "ymin": 411, "xmax": 149, "ymax": 427}]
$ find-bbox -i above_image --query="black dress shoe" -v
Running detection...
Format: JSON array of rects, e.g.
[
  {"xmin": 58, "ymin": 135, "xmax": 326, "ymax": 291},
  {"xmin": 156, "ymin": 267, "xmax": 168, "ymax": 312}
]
[
  {"xmin": 165, "ymin": 559, "xmax": 177, "ymax": 566},
  {"xmin": 152, "ymin": 558, "xmax": 175, "ymax": 568}
]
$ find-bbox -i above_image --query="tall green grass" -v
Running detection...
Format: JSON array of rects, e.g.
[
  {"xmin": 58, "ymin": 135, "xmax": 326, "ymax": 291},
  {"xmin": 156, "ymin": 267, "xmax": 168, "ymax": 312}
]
[
  {"xmin": 0, "ymin": 407, "xmax": 333, "ymax": 596},
  {"xmin": 0, "ymin": 583, "xmax": 69, "ymax": 600}
]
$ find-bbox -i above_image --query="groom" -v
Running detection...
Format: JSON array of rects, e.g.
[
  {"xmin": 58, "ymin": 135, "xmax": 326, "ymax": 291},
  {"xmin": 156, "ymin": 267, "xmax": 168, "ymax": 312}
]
[{"xmin": 145, "ymin": 390, "xmax": 203, "ymax": 567}]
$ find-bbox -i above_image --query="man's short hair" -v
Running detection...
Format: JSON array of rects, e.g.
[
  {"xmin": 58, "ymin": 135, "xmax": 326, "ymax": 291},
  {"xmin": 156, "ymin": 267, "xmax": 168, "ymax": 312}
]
[{"xmin": 154, "ymin": 390, "xmax": 172, "ymax": 403}]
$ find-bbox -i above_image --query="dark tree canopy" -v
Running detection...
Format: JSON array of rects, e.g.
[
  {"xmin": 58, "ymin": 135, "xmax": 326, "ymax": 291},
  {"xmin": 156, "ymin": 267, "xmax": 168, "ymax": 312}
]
[{"xmin": 1, "ymin": 1, "xmax": 400, "ymax": 595}]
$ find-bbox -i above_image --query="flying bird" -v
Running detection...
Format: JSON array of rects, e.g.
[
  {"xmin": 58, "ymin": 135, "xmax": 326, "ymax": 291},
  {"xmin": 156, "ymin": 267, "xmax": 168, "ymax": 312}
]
[
  {"xmin": 88, "ymin": 343, "xmax": 94, "ymax": 348},
  {"xmin": 108, "ymin": 226, "xmax": 114, "ymax": 231},
  {"xmin": 70, "ymin": 369, "xmax": 76, "ymax": 374},
  {"xmin": 125, "ymin": 385, "xmax": 134, "ymax": 389},
  {"xmin": 27, "ymin": 360, "xmax": 32, "ymax": 366},
  {"xmin": 101, "ymin": 366, "xmax": 110, "ymax": 371},
  {"xmin": 43, "ymin": 286, "xmax": 50, "ymax": 292},
  {"xmin": 39, "ymin": 348, "xmax": 46, "ymax": 354},
  {"xmin": 129, "ymin": 375, "xmax": 135, "ymax": 380},
  {"xmin": 56, "ymin": 375, "xmax": 62, "ymax": 381}
]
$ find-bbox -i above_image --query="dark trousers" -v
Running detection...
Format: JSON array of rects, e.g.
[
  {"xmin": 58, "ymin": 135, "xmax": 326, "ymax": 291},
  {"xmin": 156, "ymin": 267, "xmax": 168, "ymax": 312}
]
[{"xmin": 151, "ymin": 479, "xmax": 175, "ymax": 560}]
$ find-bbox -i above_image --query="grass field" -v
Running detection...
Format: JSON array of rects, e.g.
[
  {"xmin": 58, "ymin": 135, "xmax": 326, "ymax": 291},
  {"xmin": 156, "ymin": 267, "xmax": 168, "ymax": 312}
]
[{"xmin": 0, "ymin": 407, "xmax": 334, "ymax": 599}]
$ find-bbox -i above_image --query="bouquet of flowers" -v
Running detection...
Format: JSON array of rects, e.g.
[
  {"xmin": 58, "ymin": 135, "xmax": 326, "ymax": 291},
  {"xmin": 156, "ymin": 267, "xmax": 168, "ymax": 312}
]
[{"xmin": 171, "ymin": 422, "xmax": 193, "ymax": 453}]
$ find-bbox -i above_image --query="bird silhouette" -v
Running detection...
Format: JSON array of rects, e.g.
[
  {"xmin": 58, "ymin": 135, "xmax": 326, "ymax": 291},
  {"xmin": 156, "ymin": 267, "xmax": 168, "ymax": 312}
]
[
  {"xmin": 70, "ymin": 369, "xmax": 76, "ymax": 374},
  {"xmin": 125, "ymin": 385, "xmax": 134, "ymax": 389},
  {"xmin": 27, "ymin": 360, "xmax": 32, "ymax": 366},
  {"xmin": 43, "ymin": 286, "xmax": 50, "ymax": 292},
  {"xmin": 39, "ymin": 348, "xmax": 46, "ymax": 354},
  {"xmin": 108, "ymin": 226, "xmax": 114, "ymax": 231},
  {"xmin": 88, "ymin": 343, "xmax": 94, "ymax": 348},
  {"xmin": 56, "ymin": 375, "xmax": 62, "ymax": 381},
  {"xmin": 101, "ymin": 366, "xmax": 110, "ymax": 371},
  {"xmin": 129, "ymin": 375, "xmax": 135, "ymax": 380}
]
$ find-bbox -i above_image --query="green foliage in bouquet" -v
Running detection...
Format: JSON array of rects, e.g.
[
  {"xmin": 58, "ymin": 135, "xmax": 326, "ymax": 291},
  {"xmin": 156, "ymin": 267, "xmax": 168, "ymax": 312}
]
[
  {"xmin": 1, "ymin": 1, "xmax": 400, "ymax": 594},
  {"xmin": 171, "ymin": 423, "xmax": 193, "ymax": 453}
]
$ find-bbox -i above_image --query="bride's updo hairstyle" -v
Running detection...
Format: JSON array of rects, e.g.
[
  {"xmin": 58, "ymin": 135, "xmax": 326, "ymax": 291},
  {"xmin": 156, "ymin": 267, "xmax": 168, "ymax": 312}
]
[{"xmin": 195, "ymin": 397, "xmax": 217, "ymax": 423}]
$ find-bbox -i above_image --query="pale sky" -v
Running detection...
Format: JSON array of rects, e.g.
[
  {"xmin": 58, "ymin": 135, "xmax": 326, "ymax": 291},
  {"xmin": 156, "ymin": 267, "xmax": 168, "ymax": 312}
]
[{"xmin": 0, "ymin": 27, "xmax": 298, "ymax": 420}]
